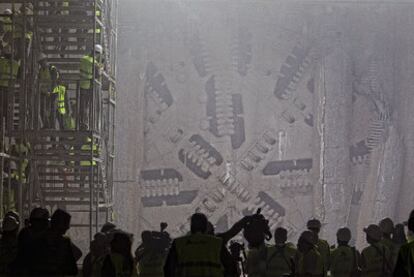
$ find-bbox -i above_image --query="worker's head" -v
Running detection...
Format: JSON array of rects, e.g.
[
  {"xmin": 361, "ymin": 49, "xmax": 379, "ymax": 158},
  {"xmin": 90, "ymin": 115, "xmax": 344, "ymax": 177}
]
[
  {"xmin": 51, "ymin": 209, "xmax": 71, "ymax": 235},
  {"xmin": 3, "ymin": 9, "xmax": 12, "ymax": 15},
  {"xmin": 307, "ymin": 218, "xmax": 322, "ymax": 235},
  {"xmin": 141, "ymin": 230, "xmax": 152, "ymax": 244},
  {"xmin": 2, "ymin": 215, "xmax": 19, "ymax": 234},
  {"xmin": 38, "ymin": 53, "xmax": 48, "ymax": 68},
  {"xmin": 94, "ymin": 44, "xmax": 103, "ymax": 56},
  {"xmin": 336, "ymin": 227, "xmax": 351, "ymax": 244},
  {"xmin": 91, "ymin": 232, "xmax": 107, "ymax": 255},
  {"xmin": 5, "ymin": 210, "xmax": 20, "ymax": 225},
  {"xmin": 101, "ymin": 222, "xmax": 116, "ymax": 233},
  {"xmin": 364, "ymin": 224, "xmax": 382, "ymax": 244},
  {"xmin": 274, "ymin": 227, "xmax": 288, "ymax": 245},
  {"xmin": 379, "ymin": 217, "xmax": 394, "ymax": 236},
  {"xmin": 297, "ymin": 230, "xmax": 316, "ymax": 252},
  {"xmin": 393, "ymin": 223, "xmax": 407, "ymax": 245},
  {"xmin": 29, "ymin": 207, "xmax": 50, "ymax": 230},
  {"xmin": 111, "ymin": 231, "xmax": 133, "ymax": 256},
  {"xmin": 190, "ymin": 213, "xmax": 208, "ymax": 234}
]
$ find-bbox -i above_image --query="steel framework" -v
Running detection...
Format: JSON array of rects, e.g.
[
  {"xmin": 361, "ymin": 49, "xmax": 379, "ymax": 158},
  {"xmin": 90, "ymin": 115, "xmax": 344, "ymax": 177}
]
[{"xmin": 0, "ymin": 0, "xmax": 117, "ymax": 243}]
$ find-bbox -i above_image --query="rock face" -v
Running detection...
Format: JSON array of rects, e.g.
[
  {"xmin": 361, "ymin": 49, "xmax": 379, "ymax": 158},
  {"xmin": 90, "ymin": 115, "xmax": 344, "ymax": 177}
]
[{"xmin": 115, "ymin": 0, "xmax": 414, "ymax": 244}]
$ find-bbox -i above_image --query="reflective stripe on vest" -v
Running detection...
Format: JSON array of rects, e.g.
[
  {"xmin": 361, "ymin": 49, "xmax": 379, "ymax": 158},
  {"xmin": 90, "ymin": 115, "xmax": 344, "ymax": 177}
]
[
  {"xmin": 175, "ymin": 234, "xmax": 223, "ymax": 277},
  {"xmin": 0, "ymin": 58, "xmax": 19, "ymax": 88},
  {"xmin": 52, "ymin": 85, "xmax": 66, "ymax": 115},
  {"xmin": 80, "ymin": 55, "xmax": 94, "ymax": 89}
]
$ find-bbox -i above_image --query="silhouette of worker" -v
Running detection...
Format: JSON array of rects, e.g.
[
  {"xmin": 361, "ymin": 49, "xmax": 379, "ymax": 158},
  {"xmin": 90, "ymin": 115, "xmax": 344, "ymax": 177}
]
[
  {"xmin": 101, "ymin": 230, "xmax": 138, "ymax": 277},
  {"xmin": 29, "ymin": 209, "xmax": 79, "ymax": 276},
  {"xmin": 394, "ymin": 210, "xmax": 414, "ymax": 276},
  {"xmin": 164, "ymin": 212, "xmax": 230, "ymax": 277},
  {"xmin": 11, "ymin": 207, "xmax": 50, "ymax": 274}
]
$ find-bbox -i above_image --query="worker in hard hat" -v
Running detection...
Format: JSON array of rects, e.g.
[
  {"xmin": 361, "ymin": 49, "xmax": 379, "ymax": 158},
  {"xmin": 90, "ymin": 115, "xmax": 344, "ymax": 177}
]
[
  {"xmin": 0, "ymin": 214, "xmax": 20, "ymax": 274},
  {"xmin": 329, "ymin": 227, "xmax": 361, "ymax": 277},
  {"xmin": 79, "ymin": 44, "xmax": 103, "ymax": 130},
  {"xmin": 38, "ymin": 53, "xmax": 60, "ymax": 128},
  {"xmin": 13, "ymin": 4, "xmax": 33, "ymax": 62},
  {"xmin": 2, "ymin": 160, "xmax": 19, "ymax": 214},
  {"xmin": 0, "ymin": 45, "xmax": 20, "ymax": 130},
  {"xmin": 379, "ymin": 217, "xmax": 399, "ymax": 269},
  {"xmin": 307, "ymin": 218, "xmax": 330, "ymax": 275},
  {"xmin": 265, "ymin": 227, "xmax": 297, "ymax": 277},
  {"xmin": 294, "ymin": 230, "xmax": 324, "ymax": 276},
  {"xmin": 394, "ymin": 210, "xmax": 414, "ymax": 276},
  {"xmin": 360, "ymin": 224, "xmax": 393, "ymax": 277},
  {"xmin": 0, "ymin": 9, "xmax": 12, "ymax": 44}
]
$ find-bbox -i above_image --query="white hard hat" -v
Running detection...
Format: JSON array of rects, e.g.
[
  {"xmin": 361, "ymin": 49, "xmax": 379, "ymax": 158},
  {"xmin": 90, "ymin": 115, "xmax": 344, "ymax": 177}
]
[
  {"xmin": 94, "ymin": 44, "xmax": 103, "ymax": 54},
  {"xmin": 3, "ymin": 9, "xmax": 12, "ymax": 15}
]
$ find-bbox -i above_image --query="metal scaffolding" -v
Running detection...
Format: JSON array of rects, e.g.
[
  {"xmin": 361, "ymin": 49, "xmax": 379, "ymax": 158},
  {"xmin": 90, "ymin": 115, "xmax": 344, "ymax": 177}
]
[{"xmin": 0, "ymin": 0, "xmax": 117, "ymax": 242}]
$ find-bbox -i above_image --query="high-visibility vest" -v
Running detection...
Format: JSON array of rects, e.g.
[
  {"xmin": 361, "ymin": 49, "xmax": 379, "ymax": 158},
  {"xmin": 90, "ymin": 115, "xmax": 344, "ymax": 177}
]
[
  {"xmin": 381, "ymin": 238, "xmax": 399, "ymax": 269},
  {"xmin": 265, "ymin": 244, "xmax": 296, "ymax": 277},
  {"xmin": 0, "ymin": 57, "xmax": 19, "ymax": 88},
  {"xmin": 361, "ymin": 243, "xmax": 392, "ymax": 277},
  {"xmin": 11, "ymin": 142, "xmax": 30, "ymax": 183},
  {"xmin": 63, "ymin": 114, "xmax": 75, "ymax": 130},
  {"xmin": 12, "ymin": 15, "xmax": 32, "ymax": 40},
  {"xmin": 61, "ymin": 1, "xmax": 69, "ymax": 15},
  {"xmin": 110, "ymin": 253, "xmax": 138, "ymax": 277},
  {"xmin": 80, "ymin": 55, "xmax": 94, "ymax": 89},
  {"xmin": 81, "ymin": 137, "xmax": 98, "ymax": 166},
  {"xmin": 175, "ymin": 233, "xmax": 224, "ymax": 277},
  {"xmin": 138, "ymin": 251, "xmax": 165, "ymax": 277},
  {"xmin": 330, "ymin": 245, "xmax": 359, "ymax": 277},
  {"xmin": 52, "ymin": 85, "xmax": 66, "ymax": 115},
  {"xmin": 316, "ymin": 238, "xmax": 330, "ymax": 273},
  {"xmin": 294, "ymin": 248, "xmax": 324, "ymax": 277},
  {"xmin": 0, "ymin": 16, "xmax": 12, "ymax": 33}
]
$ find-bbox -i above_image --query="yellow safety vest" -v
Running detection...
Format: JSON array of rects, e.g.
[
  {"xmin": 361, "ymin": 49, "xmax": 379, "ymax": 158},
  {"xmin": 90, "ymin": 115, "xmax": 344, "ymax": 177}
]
[
  {"xmin": 175, "ymin": 233, "xmax": 224, "ymax": 277},
  {"xmin": 316, "ymin": 238, "xmax": 330, "ymax": 273},
  {"xmin": 330, "ymin": 245, "xmax": 359, "ymax": 277},
  {"xmin": 61, "ymin": 1, "xmax": 69, "ymax": 16},
  {"xmin": 265, "ymin": 244, "xmax": 296, "ymax": 277},
  {"xmin": 294, "ymin": 249, "xmax": 324, "ymax": 277},
  {"xmin": 361, "ymin": 243, "xmax": 392, "ymax": 277},
  {"xmin": 63, "ymin": 114, "xmax": 75, "ymax": 130},
  {"xmin": 0, "ymin": 57, "xmax": 19, "ymax": 88},
  {"xmin": 11, "ymin": 143, "xmax": 30, "ymax": 183},
  {"xmin": 12, "ymin": 15, "xmax": 32, "ymax": 40},
  {"xmin": 0, "ymin": 16, "xmax": 12, "ymax": 33},
  {"xmin": 81, "ymin": 137, "xmax": 98, "ymax": 166},
  {"xmin": 52, "ymin": 85, "xmax": 66, "ymax": 115},
  {"xmin": 138, "ymin": 252, "xmax": 165, "ymax": 277},
  {"xmin": 381, "ymin": 238, "xmax": 399, "ymax": 269},
  {"xmin": 80, "ymin": 55, "xmax": 94, "ymax": 90}
]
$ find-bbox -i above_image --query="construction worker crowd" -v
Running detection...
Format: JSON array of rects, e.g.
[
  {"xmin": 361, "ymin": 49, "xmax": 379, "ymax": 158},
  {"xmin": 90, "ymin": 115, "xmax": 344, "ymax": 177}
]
[{"xmin": 0, "ymin": 207, "xmax": 413, "ymax": 276}]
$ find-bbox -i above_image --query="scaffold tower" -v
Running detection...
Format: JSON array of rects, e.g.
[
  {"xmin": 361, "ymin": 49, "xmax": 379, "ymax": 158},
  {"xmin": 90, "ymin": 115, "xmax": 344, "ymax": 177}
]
[{"xmin": 0, "ymin": 0, "xmax": 117, "ymax": 245}]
